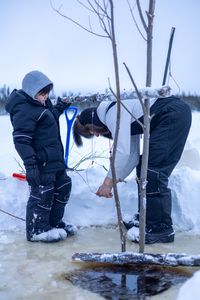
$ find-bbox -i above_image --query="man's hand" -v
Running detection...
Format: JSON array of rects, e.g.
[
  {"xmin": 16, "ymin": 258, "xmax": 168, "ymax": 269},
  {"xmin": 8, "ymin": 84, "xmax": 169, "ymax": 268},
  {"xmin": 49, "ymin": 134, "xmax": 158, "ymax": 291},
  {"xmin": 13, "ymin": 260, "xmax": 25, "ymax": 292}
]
[{"xmin": 96, "ymin": 177, "xmax": 113, "ymax": 198}]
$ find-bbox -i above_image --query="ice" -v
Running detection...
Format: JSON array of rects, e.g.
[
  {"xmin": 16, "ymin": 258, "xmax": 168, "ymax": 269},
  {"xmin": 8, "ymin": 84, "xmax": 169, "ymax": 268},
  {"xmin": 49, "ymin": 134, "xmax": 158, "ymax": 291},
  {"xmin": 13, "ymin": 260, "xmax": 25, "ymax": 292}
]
[
  {"xmin": 0, "ymin": 228, "xmax": 199, "ymax": 300},
  {"xmin": 177, "ymin": 271, "xmax": 200, "ymax": 300}
]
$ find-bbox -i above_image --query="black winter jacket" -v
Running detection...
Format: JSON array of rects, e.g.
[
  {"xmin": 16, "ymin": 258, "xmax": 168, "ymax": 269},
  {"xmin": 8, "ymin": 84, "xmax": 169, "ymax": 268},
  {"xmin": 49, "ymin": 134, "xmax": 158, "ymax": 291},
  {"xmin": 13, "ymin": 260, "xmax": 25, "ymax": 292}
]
[{"xmin": 6, "ymin": 89, "xmax": 69, "ymax": 172}]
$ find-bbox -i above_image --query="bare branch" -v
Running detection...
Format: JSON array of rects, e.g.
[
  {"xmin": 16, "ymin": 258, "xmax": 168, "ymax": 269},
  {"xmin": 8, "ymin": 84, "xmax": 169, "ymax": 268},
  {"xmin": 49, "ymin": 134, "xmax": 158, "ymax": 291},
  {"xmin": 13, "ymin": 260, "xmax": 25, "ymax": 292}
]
[
  {"xmin": 126, "ymin": 0, "xmax": 147, "ymax": 41},
  {"xmin": 92, "ymin": 0, "xmax": 110, "ymax": 18},
  {"xmin": 86, "ymin": 0, "xmax": 112, "ymax": 37},
  {"xmin": 76, "ymin": 0, "xmax": 95, "ymax": 13},
  {"xmin": 108, "ymin": 77, "xmax": 117, "ymax": 98},
  {"xmin": 123, "ymin": 62, "xmax": 145, "ymax": 113},
  {"xmin": 99, "ymin": 14, "xmax": 111, "ymax": 37},
  {"xmin": 0, "ymin": 208, "xmax": 25, "ymax": 222},
  {"xmin": 14, "ymin": 157, "xmax": 25, "ymax": 173},
  {"xmin": 122, "ymin": 101, "xmax": 144, "ymax": 128},
  {"xmin": 136, "ymin": 0, "xmax": 148, "ymax": 32},
  {"xmin": 145, "ymin": 0, "xmax": 155, "ymax": 86},
  {"xmin": 50, "ymin": 0, "xmax": 109, "ymax": 38},
  {"xmin": 108, "ymin": 0, "xmax": 126, "ymax": 252},
  {"xmin": 88, "ymin": 0, "xmax": 103, "ymax": 16},
  {"xmin": 102, "ymin": 1, "xmax": 112, "ymax": 36},
  {"xmin": 108, "ymin": 78, "xmax": 144, "ymax": 129}
]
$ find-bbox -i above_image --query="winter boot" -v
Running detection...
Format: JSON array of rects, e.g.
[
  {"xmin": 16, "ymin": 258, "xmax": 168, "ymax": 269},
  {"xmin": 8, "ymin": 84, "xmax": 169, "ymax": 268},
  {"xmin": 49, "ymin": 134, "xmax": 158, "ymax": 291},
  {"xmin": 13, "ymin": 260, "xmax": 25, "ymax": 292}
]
[
  {"xmin": 123, "ymin": 213, "xmax": 139, "ymax": 230},
  {"xmin": 30, "ymin": 228, "xmax": 67, "ymax": 242},
  {"xmin": 55, "ymin": 220, "xmax": 77, "ymax": 237},
  {"xmin": 127, "ymin": 224, "xmax": 175, "ymax": 244}
]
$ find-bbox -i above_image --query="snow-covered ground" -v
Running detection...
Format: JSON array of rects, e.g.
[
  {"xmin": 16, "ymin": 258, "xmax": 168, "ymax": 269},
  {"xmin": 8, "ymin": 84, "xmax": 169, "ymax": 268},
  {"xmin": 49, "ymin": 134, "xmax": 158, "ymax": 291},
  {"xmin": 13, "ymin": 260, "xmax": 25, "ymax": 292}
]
[{"xmin": 1, "ymin": 111, "xmax": 200, "ymax": 299}]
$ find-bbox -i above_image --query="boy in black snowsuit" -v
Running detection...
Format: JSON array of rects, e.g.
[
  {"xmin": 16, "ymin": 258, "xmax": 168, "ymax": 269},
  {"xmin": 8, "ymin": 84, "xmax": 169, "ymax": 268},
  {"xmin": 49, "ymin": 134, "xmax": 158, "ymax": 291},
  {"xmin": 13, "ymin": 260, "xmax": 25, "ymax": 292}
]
[{"xmin": 6, "ymin": 70, "xmax": 76, "ymax": 242}]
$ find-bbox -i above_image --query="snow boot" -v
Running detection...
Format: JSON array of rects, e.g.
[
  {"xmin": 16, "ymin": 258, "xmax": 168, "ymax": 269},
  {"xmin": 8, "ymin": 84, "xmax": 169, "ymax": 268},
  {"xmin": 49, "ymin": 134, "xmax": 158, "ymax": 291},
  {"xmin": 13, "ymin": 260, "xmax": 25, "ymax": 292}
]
[
  {"xmin": 123, "ymin": 213, "xmax": 139, "ymax": 230},
  {"xmin": 30, "ymin": 228, "xmax": 67, "ymax": 243},
  {"xmin": 145, "ymin": 225, "xmax": 175, "ymax": 244},
  {"xmin": 127, "ymin": 224, "xmax": 175, "ymax": 244},
  {"xmin": 55, "ymin": 221, "xmax": 77, "ymax": 237}
]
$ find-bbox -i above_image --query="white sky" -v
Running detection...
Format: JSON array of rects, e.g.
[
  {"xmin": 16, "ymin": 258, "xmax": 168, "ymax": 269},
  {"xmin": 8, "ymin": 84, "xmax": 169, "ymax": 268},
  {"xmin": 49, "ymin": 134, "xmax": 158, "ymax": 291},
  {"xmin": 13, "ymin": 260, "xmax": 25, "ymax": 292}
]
[{"xmin": 0, "ymin": 0, "xmax": 200, "ymax": 95}]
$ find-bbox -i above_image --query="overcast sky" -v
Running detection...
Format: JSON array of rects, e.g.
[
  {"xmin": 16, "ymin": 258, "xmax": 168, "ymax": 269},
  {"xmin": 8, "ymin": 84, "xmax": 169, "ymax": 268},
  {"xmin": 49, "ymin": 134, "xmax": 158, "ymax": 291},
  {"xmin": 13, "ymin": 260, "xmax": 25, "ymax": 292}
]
[{"xmin": 0, "ymin": 0, "xmax": 199, "ymax": 95}]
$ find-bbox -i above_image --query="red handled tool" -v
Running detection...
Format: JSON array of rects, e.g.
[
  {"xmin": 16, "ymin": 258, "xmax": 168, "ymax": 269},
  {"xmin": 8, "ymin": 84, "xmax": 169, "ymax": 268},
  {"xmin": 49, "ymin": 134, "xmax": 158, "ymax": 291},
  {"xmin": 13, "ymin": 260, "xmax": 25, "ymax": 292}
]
[{"xmin": 12, "ymin": 173, "xmax": 26, "ymax": 181}]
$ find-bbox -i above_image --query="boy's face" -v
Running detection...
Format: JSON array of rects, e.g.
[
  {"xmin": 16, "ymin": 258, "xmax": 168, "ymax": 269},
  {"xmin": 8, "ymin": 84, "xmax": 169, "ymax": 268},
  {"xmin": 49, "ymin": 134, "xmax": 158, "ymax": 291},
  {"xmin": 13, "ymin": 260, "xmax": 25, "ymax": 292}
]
[{"xmin": 35, "ymin": 92, "xmax": 49, "ymax": 104}]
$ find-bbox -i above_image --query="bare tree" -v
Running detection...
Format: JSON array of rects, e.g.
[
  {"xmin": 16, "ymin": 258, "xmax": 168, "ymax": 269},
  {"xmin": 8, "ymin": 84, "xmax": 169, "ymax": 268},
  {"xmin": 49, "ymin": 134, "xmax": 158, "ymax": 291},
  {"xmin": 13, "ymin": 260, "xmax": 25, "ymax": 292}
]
[
  {"xmin": 123, "ymin": 62, "xmax": 149, "ymax": 253},
  {"xmin": 51, "ymin": 1, "xmax": 161, "ymax": 255},
  {"xmin": 127, "ymin": 0, "xmax": 156, "ymax": 86},
  {"xmin": 125, "ymin": 0, "xmax": 156, "ymax": 252},
  {"xmin": 50, "ymin": 0, "xmax": 126, "ymax": 252}
]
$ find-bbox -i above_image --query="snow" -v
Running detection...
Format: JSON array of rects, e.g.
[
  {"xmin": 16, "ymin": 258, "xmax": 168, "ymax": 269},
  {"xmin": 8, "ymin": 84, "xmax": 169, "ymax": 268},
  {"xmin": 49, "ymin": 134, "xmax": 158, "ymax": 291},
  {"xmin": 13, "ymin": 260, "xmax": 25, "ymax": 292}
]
[
  {"xmin": 127, "ymin": 225, "xmax": 139, "ymax": 242},
  {"xmin": 177, "ymin": 271, "xmax": 200, "ymax": 300},
  {"xmin": 1, "ymin": 111, "xmax": 200, "ymax": 299}
]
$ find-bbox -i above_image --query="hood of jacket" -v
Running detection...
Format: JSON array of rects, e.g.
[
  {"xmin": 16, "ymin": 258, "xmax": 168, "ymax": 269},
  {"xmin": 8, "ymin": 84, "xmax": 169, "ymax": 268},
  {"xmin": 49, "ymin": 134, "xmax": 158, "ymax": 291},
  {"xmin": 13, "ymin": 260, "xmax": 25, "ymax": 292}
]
[
  {"xmin": 5, "ymin": 89, "xmax": 43, "ymax": 115},
  {"xmin": 22, "ymin": 70, "xmax": 53, "ymax": 99}
]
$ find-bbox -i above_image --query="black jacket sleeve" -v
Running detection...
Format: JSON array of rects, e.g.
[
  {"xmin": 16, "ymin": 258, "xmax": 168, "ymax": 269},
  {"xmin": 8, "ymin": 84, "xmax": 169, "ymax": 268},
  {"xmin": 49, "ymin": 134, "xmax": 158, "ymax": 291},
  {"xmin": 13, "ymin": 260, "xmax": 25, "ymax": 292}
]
[{"xmin": 12, "ymin": 108, "xmax": 37, "ymax": 167}]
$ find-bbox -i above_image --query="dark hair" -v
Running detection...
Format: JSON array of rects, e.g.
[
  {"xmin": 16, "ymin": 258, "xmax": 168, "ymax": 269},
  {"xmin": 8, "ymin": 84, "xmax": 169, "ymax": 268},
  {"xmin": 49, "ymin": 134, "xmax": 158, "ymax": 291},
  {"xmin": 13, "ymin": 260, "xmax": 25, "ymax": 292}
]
[
  {"xmin": 38, "ymin": 84, "xmax": 53, "ymax": 95},
  {"xmin": 73, "ymin": 115, "xmax": 111, "ymax": 147}
]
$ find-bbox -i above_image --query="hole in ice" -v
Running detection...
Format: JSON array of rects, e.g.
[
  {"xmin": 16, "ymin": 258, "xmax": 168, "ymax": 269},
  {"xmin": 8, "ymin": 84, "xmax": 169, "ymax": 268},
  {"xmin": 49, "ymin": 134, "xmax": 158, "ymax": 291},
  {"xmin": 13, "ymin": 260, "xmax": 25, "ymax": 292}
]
[{"xmin": 64, "ymin": 265, "xmax": 190, "ymax": 299}]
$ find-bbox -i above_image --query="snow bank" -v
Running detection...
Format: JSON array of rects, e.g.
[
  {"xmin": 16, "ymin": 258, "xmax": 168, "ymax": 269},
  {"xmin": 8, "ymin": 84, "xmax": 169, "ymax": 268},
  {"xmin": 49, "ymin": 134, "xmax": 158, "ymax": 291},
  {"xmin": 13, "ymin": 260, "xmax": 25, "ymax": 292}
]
[{"xmin": 1, "ymin": 112, "xmax": 200, "ymax": 232}]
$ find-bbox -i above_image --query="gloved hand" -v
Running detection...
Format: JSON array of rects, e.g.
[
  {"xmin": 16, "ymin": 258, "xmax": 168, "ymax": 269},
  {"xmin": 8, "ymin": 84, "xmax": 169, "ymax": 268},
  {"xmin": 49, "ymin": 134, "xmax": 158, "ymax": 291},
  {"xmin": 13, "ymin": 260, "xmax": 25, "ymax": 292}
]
[
  {"xmin": 56, "ymin": 96, "xmax": 71, "ymax": 111},
  {"xmin": 25, "ymin": 165, "xmax": 40, "ymax": 187}
]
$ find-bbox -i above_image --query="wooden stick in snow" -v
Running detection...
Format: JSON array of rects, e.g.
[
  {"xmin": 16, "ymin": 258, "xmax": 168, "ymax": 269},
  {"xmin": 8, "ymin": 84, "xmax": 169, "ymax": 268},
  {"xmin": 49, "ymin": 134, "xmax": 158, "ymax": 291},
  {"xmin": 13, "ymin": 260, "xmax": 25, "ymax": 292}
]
[{"xmin": 72, "ymin": 252, "xmax": 200, "ymax": 267}]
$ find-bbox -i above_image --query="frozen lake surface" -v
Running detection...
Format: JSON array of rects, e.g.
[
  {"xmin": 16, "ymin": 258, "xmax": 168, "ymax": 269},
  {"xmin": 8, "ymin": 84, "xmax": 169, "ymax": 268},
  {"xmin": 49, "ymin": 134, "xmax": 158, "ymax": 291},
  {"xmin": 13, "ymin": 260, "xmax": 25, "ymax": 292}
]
[{"xmin": 0, "ymin": 227, "xmax": 199, "ymax": 300}]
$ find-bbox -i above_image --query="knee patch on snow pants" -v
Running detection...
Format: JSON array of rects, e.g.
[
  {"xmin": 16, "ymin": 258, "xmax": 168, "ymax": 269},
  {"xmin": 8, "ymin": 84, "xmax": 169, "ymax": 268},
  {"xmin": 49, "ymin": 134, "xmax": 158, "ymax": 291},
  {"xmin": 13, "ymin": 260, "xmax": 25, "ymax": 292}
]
[
  {"xmin": 49, "ymin": 172, "xmax": 72, "ymax": 227},
  {"xmin": 54, "ymin": 174, "xmax": 72, "ymax": 204}
]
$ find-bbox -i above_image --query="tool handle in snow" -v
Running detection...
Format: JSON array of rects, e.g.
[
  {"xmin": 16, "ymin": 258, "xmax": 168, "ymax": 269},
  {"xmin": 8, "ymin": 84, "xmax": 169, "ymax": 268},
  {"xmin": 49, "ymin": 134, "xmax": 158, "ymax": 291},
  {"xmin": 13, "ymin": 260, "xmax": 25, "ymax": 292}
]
[
  {"xmin": 12, "ymin": 173, "xmax": 26, "ymax": 181},
  {"xmin": 162, "ymin": 27, "xmax": 176, "ymax": 86},
  {"xmin": 64, "ymin": 106, "xmax": 78, "ymax": 168}
]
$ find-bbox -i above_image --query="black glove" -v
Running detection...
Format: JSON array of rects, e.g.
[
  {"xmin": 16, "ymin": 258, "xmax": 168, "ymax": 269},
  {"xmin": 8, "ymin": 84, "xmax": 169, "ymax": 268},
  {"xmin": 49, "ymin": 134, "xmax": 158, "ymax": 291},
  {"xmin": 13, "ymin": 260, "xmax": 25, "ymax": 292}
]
[
  {"xmin": 56, "ymin": 96, "xmax": 71, "ymax": 111},
  {"xmin": 25, "ymin": 165, "xmax": 40, "ymax": 187}
]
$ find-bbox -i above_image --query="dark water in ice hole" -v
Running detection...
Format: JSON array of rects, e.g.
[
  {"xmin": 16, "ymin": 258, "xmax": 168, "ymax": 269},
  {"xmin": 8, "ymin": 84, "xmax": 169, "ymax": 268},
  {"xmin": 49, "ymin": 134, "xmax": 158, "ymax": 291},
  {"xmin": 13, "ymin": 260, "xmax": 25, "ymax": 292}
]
[{"xmin": 64, "ymin": 265, "xmax": 191, "ymax": 299}]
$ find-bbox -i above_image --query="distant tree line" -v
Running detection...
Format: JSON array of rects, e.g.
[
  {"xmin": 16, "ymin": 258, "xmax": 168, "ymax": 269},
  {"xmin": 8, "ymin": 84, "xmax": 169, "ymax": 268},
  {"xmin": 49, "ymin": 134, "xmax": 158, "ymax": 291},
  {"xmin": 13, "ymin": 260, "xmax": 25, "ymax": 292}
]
[
  {"xmin": 180, "ymin": 93, "xmax": 200, "ymax": 111},
  {"xmin": 0, "ymin": 84, "xmax": 200, "ymax": 114},
  {"xmin": 0, "ymin": 85, "xmax": 10, "ymax": 115}
]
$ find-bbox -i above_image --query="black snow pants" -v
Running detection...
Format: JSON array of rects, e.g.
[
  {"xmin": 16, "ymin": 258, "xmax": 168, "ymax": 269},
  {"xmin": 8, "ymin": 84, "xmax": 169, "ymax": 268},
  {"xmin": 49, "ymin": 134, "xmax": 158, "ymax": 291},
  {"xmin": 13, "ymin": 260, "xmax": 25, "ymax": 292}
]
[
  {"xmin": 131, "ymin": 96, "xmax": 192, "ymax": 230},
  {"xmin": 26, "ymin": 169, "xmax": 72, "ymax": 240}
]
